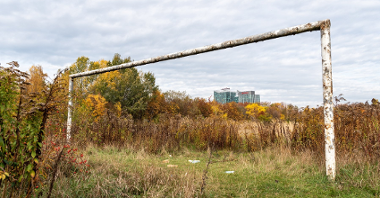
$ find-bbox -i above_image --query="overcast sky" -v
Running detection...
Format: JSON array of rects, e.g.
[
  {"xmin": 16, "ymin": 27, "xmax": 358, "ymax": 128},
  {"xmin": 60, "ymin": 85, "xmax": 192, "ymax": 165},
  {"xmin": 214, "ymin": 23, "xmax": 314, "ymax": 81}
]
[{"xmin": 1, "ymin": 0, "xmax": 379, "ymax": 107}]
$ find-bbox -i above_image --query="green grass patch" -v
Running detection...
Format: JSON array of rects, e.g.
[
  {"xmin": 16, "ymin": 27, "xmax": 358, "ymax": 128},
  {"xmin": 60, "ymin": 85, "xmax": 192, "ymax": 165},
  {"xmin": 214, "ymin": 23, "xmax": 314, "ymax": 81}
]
[{"xmin": 36, "ymin": 146, "xmax": 380, "ymax": 197}]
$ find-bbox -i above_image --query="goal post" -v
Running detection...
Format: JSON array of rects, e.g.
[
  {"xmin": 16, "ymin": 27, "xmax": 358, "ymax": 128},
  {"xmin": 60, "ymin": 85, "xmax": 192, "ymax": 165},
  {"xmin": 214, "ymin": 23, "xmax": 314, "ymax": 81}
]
[{"xmin": 67, "ymin": 19, "xmax": 335, "ymax": 180}]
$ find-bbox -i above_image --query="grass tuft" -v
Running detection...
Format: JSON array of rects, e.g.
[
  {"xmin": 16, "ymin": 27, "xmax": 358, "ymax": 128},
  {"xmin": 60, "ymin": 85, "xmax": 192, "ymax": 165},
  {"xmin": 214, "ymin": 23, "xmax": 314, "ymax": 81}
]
[{"xmin": 33, "ymin": 145, "xmax": 380, "ymax": 197}]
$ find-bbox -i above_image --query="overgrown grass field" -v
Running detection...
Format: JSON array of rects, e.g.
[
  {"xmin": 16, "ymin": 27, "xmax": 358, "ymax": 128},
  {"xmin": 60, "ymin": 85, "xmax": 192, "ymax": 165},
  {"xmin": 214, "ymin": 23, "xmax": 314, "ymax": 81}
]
[
  {"xmin": 2, "ymin": 60, "xmax": 380, "ymax": 197},
  {"xmin": 35, "ymin": 145, "xmax": 380, "ymax": 197}
]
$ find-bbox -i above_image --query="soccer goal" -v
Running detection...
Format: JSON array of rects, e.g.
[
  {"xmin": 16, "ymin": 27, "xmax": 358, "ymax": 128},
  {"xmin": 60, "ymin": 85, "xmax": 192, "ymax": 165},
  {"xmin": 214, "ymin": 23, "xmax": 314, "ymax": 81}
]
[{"xmin": 67, "ymin": 19, "xmax": 335, "ymax": 180}]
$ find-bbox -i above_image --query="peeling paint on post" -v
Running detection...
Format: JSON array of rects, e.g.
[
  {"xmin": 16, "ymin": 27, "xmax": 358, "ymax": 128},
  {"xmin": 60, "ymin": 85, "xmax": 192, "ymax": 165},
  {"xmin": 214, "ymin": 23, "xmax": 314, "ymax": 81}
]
[
  {"xmin": 66, "ymin": 77, "xmax": 73, "ymax": 143},
  {"xmin": 321, "ymin": 20, "xmax": 335, "ymax": 180},
  {"xmin": 66, "ymin": 19, "xmax": 336, "ymax": 179}
]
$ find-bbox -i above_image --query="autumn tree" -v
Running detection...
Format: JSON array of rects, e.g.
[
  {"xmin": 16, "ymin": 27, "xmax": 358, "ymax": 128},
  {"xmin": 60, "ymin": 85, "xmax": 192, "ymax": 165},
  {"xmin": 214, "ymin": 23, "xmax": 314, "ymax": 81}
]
[
  {"xmin": 266, "ymin": 103, "xmax": 285, "ymax": 120},
  {"xmin": 221, "ymin": 102, "xmax": 244, "ymax": 120},
  {"xmin": 245, "ymin": 103, "xmax": 271, "ymax": 121},
  {"xmin": 69, "ymin": 56, "xmax": 90, "ymax": 99},
  {"xmin": 164, "ymin": 90, "xmax": 196, "ymax": 117},
  {"xmin": 64, "ymin": 54, "xmax": 158, "ymax": 119},
  {"xmin": 211, "ymin": 101, "xmax": 227, "ymax": 119},
  {"xmin": 195, "ymin": 98, "xmax": 212, "ymax": 118},
  {"xmin": 88, "ymin": 54, "xmax": 158, "ymax": 119},
  {"xmin": 87, "ymin": 59, "xmax": 109, "ymax": 85},
  {"xmin": 26, "ymin": 65, "xmax": 47, "ymax": 95},
  {"xmin": 85, "ymin": 94, "xmax": 107, "ymax": 122},
  {"xmin": 145, "ymin": 90, "xmax": 167, "ymax": 119}
]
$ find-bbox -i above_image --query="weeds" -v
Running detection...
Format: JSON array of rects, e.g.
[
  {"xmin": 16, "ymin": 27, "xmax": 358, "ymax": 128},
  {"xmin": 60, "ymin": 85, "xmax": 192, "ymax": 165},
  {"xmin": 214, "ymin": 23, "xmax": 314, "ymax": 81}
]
[
  {"xmin": 2, "ymin": 60, "xmax": 380, "ymax": 197},
  {"xmin": 0, "ymin": 62, "xmax": 66, "ymax": 197},
  {"xmin": 36, "ymin": 145, "xmax": 380, "ymax": 197}
]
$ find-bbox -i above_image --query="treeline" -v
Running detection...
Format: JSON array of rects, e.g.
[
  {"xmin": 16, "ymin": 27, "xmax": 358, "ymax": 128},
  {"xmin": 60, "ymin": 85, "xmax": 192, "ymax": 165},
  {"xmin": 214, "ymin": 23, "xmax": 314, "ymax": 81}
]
[
  {"xmin": 1, "ymin": 56, "xmax": 380, "ymax": 197},
  {"xmin": 49, "ymin": 53, "xmax": 299, "ymax": 122}
]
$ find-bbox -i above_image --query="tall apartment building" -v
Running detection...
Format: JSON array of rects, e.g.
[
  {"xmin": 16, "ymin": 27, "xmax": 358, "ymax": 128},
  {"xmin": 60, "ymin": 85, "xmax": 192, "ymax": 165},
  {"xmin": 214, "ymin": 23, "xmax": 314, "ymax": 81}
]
[
  {"xmin": 214, "ymin": 88, "xmax": 238, "ymax": 104},
  {"xmin": 214, "ymin": 88, "xmax": 260, "ymax": 104}
]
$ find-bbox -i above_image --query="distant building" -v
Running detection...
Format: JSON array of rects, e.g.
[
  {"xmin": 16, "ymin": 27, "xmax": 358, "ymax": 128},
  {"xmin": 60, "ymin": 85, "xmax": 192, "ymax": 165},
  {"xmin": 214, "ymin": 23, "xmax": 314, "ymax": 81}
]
[
  {"xmin": 214, "ymin": 88, "xmax": 260, "ymax": 104},
  {"xmin": 214, "ymin": 88, "xmax": 238, "ymax": 104},
  {"xmin": 238, "ymin": 91, "xmax": 260, "ymax": 103}
]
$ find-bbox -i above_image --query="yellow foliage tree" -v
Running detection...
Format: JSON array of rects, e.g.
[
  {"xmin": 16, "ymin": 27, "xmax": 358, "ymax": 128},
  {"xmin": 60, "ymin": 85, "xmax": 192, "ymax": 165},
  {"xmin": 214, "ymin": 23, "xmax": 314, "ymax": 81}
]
[
  {"xmin": 222, "ymin": 102, "xmax": 243, "ymax": 120},
  {"xmin": 211, "ymin": 103, "xmax": 223, "ymax": 116},
  {"xmin": 26, "ymin": 65, "xmax": 47, "ymax": 94},
  {"xmin": 245, "ymin": 103, "xmax": 264, "ymax": 117},
  {"xmin": 210, "ymin": 102, "xmax": 227, "ymax": 119},
  {"xmin": 245, "ymin": 103, "xmax": 271, "ymax": 121},
  {"xmin": 87, "ymin": 59, "xmax": 109, "ymax": 84},
  {"xmin": 167, "ymin": 101, "xmax": 179, "ymax": 114},
  {"xmin": 85, "ymin": 94, "xmax": 107, "ymax": 122}
]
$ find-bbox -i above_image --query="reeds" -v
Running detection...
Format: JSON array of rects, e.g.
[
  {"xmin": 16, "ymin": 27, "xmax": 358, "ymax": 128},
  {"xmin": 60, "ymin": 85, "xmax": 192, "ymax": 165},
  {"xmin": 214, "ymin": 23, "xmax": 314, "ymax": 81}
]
[{"xmin": 58, "ymin": 98, "xmax": 380, "ymax": 163}]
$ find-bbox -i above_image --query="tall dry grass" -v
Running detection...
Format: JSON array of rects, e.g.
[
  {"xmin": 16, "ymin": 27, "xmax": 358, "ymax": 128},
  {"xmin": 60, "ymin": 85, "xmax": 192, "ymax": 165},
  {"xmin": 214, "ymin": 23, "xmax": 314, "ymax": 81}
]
[
  {"xmin": 38, "ymin": 98, "xmax": 380, "ymax": 197},
  {"xmin": 47, "ymin": 99, "xmax": 380, "ymax": 163},
  {"xmin": 42, "ymin": 144, "xmax": 198, "ymax": 197}
]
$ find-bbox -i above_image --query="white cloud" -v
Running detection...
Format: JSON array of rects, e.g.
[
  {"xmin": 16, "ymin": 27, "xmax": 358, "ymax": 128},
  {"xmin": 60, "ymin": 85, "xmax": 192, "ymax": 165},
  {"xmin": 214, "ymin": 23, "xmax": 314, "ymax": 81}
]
[{"xmin": 1, "ymin": 0, "xmax": 379, "ymax": 107}]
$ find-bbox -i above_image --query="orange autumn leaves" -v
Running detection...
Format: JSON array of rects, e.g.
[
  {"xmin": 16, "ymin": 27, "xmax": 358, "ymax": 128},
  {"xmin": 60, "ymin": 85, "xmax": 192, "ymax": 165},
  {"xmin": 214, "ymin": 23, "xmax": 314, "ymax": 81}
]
[
  {"xmin": 26, "ymin": 65, "xmax": 48, "ymax": 95},
  {"xmin": 84, "ymin": 94, "xmax": 107, "ymax": 122},
  {"xmin": 23, "ymin": 56, "xmax": 287, "ymax": 122},
  {"xmin": 144, "ymin": 90, "xmax": 287, "ymax": 122}
]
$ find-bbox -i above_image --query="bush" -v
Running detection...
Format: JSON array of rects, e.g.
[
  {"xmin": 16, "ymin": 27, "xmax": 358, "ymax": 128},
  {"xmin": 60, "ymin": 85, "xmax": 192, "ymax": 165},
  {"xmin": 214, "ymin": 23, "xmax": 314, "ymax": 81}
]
[{"xmin": 0, "ymin": 62, "xmax": 65, "ymax": 197}]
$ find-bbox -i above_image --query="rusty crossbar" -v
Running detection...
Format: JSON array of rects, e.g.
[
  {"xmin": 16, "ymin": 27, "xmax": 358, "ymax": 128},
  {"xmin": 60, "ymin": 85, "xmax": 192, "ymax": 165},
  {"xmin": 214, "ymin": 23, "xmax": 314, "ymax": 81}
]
[{"xmin": 67, "ymin": 19, "xmax": 335, "ymax": 179}]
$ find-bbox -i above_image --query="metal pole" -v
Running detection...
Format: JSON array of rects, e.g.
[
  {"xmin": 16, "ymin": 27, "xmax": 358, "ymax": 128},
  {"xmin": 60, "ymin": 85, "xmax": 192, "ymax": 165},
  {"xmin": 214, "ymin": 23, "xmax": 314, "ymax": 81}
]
[
  {"xmin": 69, "ymin": 20, "xmax": 328, "ymax": 79},
  {"xmin": 66, "ymin": 77, "xmax": 73, "ymax": 143},
  {"xmin": 320, "ymin": 20, "xmax": 335, "ymax": 180},
  {"xmin": 67, "ymin": 19, "xmax": 336, "ymax": 180}
]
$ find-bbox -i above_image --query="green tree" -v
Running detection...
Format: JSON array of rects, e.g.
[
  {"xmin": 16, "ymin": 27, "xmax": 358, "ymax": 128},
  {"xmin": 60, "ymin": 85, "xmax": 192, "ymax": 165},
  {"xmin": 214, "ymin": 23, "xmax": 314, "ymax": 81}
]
[
  {"xmin": 70, "ymin": 56, "xmax": 89, "ymax": 75},
  {"xmin": 89, "ymin": 54, "xmax": 158, "ymax": 119},
  {"xmin": 108, "ymin": 53, "xmax": 131, "ymax": 67},
  {"xmin": 69, "ymin": 56, "xmax": 90, "ymax": 98}
]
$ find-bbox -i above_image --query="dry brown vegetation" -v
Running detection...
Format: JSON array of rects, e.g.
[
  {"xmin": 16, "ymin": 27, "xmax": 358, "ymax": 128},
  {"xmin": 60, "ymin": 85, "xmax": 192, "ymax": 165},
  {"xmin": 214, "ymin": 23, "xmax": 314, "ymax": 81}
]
[
  {"xmin": 63, "ymin": 98, "xmax": 380, "ymax": 162},
  {"xmin": 2, "ymin": 59, "xmax": 380, "ymax": 197}
]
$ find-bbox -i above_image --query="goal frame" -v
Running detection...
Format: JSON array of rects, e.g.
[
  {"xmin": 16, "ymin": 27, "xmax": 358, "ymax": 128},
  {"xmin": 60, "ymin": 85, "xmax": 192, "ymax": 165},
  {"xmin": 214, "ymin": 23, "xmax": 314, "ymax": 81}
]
[{"xmin": 67, "ymin": 19, "xmax": 336, "ymax": 179}]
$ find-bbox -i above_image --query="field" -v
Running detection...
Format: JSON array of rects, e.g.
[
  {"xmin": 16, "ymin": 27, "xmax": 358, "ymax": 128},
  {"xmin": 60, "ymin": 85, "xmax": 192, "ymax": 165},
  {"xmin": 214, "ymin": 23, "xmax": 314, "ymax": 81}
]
[
  {"xmin": 35, "ymin": 145, "xmax": 380, "ymax": 197},
  {"xmin": 1, "ymin": 60, "xmax": 380, "ymax": 197}
]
